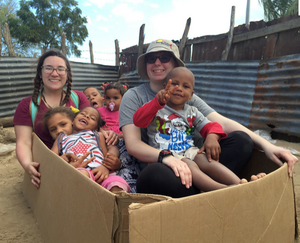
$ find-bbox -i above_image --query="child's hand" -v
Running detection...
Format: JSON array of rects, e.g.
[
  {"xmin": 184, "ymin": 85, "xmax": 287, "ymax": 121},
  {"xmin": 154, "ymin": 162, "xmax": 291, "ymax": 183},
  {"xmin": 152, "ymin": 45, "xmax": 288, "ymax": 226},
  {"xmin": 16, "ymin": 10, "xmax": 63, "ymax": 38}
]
[
  {"xmin": 61, "ymin": 152, "xmax": 95, "ymax": 168},
  {"xmin": 102, "ymin": 153, "xmax": 121, "ymax": 170},
  {"xmin": 198, "ymin": 133, "xmax": 221, "ymax": 162},
  {"xmin": 100, "ymin": 129, "xmax": 119, "ymax": 146},
  {"xmin": 92, "ymin": 165, "xmax": 109, "ymax": 183},
  {"xmin": 157, "ymin": 79, "xmax": 178, "ymax": 105}
]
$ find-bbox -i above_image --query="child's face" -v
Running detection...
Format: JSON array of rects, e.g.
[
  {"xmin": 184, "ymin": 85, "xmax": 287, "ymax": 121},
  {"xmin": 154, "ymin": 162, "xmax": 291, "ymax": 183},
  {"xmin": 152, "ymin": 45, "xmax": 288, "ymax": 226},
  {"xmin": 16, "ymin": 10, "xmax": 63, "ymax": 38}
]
[
  {"xmin": 83, "ymin": 87, "xmax": 104, "ymax": 108},
  {"xmin": 104, "ymin": 88, "xmax": 122, "ymax": 112},
  {"xmin": 47, "ymin": 113, "xmax": 73, "ymax": 140},
  {"xmin": 167, "ymin": 69, "xmax": 194, "ymax": 110},
  {"xmin": 73, "ymin": 107, "xmax": 100, "ymax": 132}
]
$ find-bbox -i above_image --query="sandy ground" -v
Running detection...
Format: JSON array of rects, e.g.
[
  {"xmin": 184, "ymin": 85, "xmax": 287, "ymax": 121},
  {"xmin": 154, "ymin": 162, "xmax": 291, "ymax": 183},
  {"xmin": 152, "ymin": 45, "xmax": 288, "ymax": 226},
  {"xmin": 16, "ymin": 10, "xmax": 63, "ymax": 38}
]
[
  {"xmin": 0, "ymin": 127, "xmax": 43, "ymax": 242},
  {"xmin": 0, "ymin": 126, "xmax": 299, "ymax": 243}
]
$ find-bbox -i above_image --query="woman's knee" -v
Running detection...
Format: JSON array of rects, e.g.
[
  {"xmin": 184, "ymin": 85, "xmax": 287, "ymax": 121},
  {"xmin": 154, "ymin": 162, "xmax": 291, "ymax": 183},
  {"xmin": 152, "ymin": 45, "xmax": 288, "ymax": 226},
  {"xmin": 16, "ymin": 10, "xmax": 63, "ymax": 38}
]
[{"xmin": 224, "ymin": 131, "xmax": 254, "ymax": 154}]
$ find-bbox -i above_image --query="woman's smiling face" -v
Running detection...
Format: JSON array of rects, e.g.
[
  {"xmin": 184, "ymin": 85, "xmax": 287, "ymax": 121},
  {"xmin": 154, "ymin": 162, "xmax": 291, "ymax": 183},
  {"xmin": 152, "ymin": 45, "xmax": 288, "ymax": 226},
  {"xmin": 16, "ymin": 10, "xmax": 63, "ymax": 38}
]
[
  {"xmin": 40, "ymin": 56, "xmax": 68, "ymax": 91},
  {"xmin": 146, "ymin": 51, "xmax": 177, "ymax": 83}
]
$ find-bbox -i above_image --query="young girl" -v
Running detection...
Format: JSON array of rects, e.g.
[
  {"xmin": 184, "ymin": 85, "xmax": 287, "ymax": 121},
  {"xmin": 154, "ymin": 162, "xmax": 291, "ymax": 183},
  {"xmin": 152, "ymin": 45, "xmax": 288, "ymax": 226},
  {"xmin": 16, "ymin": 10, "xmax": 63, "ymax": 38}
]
[
  {"xmin": 97, "ymin": 82, "xmax": 129, "ymax": 138},
  {"xmin": 44, "ymin": 106, "xmax": 130, "ymax": 193}
]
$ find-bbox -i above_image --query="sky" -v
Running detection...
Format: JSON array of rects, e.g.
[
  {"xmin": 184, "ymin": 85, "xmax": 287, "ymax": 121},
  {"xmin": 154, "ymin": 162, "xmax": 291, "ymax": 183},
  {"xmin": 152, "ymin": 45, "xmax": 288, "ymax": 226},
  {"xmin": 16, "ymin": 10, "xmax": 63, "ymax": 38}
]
[{"xmin": 69, "ymin": 0, "xmax": 265, "ymax": 66}]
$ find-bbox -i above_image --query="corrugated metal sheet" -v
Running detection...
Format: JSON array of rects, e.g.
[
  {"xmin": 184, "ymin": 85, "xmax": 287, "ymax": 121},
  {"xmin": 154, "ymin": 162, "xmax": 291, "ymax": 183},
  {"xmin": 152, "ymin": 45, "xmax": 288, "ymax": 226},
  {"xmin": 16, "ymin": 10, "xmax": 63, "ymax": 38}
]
[
  {"xmin": 120, "ymin": 54, "xmax": 300, "ymax": 137},
  {"xmin": 0, "ymin": 57, "xmax": 119, "ymax": 118}
]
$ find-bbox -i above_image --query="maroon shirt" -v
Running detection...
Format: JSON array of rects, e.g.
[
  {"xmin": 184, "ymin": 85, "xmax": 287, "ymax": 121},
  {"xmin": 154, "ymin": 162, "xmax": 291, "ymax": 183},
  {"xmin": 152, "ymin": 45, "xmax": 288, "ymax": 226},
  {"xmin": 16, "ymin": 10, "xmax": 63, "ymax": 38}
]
[{"xmin": 13, "ymin": 90, "xmax": 90, "ymax": 148}]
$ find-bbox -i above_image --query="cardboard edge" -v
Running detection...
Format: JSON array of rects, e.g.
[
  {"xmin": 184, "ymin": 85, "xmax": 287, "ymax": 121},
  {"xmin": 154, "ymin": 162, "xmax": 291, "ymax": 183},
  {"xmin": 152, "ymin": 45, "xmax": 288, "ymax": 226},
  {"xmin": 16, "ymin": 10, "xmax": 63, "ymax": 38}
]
[
  {"xmin": 22, "ymin": 133, "xmax": 119, "ymax": 243},
  {"xmin": 128, "ymin": 164, "xmax": 295, "ymax": 243}
]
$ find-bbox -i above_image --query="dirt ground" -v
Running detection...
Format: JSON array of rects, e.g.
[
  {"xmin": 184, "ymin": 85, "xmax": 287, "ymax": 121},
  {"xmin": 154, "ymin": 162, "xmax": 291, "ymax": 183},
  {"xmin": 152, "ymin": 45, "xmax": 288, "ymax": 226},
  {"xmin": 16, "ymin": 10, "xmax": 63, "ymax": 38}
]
[
  {"xmin": 0, "ymin": 127, "xmax": 43, "ymax": 242},
  {"xmin": 0, "ymin": 126, "xmax": 299, "ymax": 243}
]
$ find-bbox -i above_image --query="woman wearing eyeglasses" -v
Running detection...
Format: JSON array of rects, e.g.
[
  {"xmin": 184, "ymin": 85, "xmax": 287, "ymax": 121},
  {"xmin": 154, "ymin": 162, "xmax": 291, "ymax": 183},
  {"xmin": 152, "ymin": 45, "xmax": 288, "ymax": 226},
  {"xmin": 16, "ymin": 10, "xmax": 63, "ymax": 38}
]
[
  {"xmin": 119, "ymin": 39, "xmax": 297, "ymax": 197},
  {"xmin": 13, "ymin": 49, "xmax": 91, "ymax": 188}
]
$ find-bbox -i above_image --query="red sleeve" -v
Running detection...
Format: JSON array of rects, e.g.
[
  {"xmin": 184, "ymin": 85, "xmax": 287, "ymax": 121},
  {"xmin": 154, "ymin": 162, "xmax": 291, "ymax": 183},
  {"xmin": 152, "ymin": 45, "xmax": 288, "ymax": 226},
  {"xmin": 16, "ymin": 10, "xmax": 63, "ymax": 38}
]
[
  {"xmin": 199, "ymin": 122, "xmax": 227, "ymax": 140},
  {"xmin": 133, "ymin": 95, "xmax": 165, "ymax": 128}
]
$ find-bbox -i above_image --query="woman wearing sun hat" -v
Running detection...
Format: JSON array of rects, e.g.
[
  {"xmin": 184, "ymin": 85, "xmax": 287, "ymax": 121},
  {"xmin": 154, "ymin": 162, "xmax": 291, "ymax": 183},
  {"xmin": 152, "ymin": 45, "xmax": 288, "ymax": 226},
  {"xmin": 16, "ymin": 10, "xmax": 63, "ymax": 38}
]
[{"xmin": 119, "ymin": 39, "xmax": 297, "ymax": 197}]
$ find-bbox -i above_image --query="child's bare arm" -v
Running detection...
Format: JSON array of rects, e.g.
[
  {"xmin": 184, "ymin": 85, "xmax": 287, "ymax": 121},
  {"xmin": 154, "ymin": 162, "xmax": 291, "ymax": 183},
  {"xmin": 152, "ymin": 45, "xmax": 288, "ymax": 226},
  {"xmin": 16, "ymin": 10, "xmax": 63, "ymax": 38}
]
[
  {"xmin": 98, "ymin": 132, "xmax": 121, "ymax": 170},
  {"xmin": 98, "ymin": 132, "xmax": 108, "ymax": 157},
  {"xmin": 198, "ymin": 133, "xmax": 222, "ymax": 162},
  {"xmin": 198, "ymin": 122, "xmax": 227, "ymax": 162},
  {"xmin": 93, "ymin": 165, "xmax": 109, "ymax": 183},
  {"xmin": 102, "ymin": 145, "xmax": 121, "ymax": 170},
  {"xmin": 51, "ymin": 138, "xmax": 59, "ymax": 155}
]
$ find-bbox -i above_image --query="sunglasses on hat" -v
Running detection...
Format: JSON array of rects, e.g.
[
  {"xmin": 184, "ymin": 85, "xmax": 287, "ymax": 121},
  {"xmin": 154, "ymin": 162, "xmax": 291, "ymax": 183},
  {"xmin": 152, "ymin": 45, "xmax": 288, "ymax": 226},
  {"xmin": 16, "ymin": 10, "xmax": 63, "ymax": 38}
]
[{"xmin": 145, "ymin": 54, "xmax": 172, "ymax": 64}]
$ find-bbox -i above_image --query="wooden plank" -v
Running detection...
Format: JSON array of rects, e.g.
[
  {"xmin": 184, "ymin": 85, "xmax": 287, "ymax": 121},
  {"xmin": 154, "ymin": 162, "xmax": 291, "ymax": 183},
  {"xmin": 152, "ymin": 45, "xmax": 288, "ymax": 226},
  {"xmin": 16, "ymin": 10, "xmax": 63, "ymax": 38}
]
[
  {"xmin": 222, "ymin": 6, "xmax": 235, "ymax": 60},
  {"xmin": 2, "ymin": 22, "xmax": 16, "ymax": 57},
  {"xmin": 138, "ymin": 24, "xmax": 145, "ymax": 58},
  {"xmin": 61, "ymin": 32, "xmax": 66, "ymax": 56},
  {"xmin": 89, "ymin": 40, "xmax": 94, "ymax": 64},
  {"xmin": 233, "ymin": 17, "xmax": 300, "ymax": 43},
  {"xmin": 186, "ymin": 34, "xmax": 227, "ymax": 45},
  {"xmin": 115, "ymin": 39, "xmax": 120, "ymax": 66},
  {"xmin": 179, "ymin": 17, "xmax": 191, "ymax": 60}
]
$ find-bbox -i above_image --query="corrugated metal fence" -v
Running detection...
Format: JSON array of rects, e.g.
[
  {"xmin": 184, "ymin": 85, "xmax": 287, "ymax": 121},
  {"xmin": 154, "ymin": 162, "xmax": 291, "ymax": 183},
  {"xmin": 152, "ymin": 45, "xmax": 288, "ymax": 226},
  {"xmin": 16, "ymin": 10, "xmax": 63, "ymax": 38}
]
[
  {"xmin": 120, "ymin": 54, "xmax": 300, "ymax": 138},
  {"xmin": 0, "ymin": 57, "xmax": 119, "ymax": 118},
  {"xmin": 1, "ymin": 55, "xmax": 300, "ymax": 138}
]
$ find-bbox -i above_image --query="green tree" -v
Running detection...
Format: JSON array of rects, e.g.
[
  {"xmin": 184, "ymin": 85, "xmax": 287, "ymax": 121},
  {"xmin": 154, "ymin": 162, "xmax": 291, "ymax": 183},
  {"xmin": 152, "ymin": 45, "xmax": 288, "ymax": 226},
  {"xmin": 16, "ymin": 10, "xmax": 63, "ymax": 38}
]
[
  {"xmin": 0, "ymin": 0, "xmax": 18, "ymax": 24},
  {"xmin": 258, "ymin": 0, "xmax": 298, "ymax": 21},
  {"xmin": 8, "ymin": 0, "xmax": 88, "ymax": 57}
]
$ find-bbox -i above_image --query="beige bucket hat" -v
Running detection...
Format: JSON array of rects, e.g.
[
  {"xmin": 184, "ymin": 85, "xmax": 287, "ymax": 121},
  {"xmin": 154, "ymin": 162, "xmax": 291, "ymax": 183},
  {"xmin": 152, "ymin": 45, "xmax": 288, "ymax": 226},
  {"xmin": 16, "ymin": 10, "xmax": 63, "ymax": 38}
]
[{"xmin": 137, "ymin": 39, "xmax": 185, "ymax": 80}]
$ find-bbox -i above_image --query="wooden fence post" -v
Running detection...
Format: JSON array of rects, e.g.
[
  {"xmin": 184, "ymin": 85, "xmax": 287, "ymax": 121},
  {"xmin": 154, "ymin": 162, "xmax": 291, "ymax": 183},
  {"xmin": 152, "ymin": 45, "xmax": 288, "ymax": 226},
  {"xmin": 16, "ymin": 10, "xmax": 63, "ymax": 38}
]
[
  {"xmin": 138, "ymin": 24, "xmax": 145, "ymax": 58},
  {"xmin": 115, "ymin": 39, "xmax": 120, "ymax": 66},
  {"xmin": 89, "ymin": 40, "xmax": 94, "ymax": 64},
  {"xmin": 179, "ymin": 17, "xmax": 191, "ymax": 60},
  {"xmin": 2, "ymin": 22, "xmax": 16, "ymax": 57},
  {"xmin": 61, "ymin": 32, "xmax": 66, "ymax": 56},
  {"xmin": 221, "ymin": 6, "xmax": 235, "ymax": 60},
  {"xmin": 0, "ymin": 26, "xmax": 2, "ymax": 57}
]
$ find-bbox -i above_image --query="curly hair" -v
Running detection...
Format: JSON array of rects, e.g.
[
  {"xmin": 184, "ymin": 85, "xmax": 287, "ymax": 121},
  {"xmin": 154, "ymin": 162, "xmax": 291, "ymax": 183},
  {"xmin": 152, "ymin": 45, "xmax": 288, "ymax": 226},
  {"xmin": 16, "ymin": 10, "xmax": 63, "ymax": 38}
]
[
  {"xmin": 74, "ymin": 107, "xmax": 106, "ymax": 131},
  {"xmin": 43, "ymin": 106, "xmax": 76, "ymax": 131},
  {"xmin": 32, "ymin": 49, "xmax": 73, "ymax": 107},
  {"xmin": 103, "ymin": 81, "xmax": 129, "ymax": 97}
]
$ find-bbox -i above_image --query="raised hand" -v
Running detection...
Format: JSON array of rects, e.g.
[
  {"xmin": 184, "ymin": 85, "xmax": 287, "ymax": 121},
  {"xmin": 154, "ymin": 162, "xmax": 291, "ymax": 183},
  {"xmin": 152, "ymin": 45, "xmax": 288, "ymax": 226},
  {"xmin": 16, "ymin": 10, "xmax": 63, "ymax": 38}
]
[
  {"xmin": 156, "ymin": 79, "xmax": 178, "ymax": 105},
  {"xmin": 61, "ymin": 152, "xmax": 95, "ymax": 168}
]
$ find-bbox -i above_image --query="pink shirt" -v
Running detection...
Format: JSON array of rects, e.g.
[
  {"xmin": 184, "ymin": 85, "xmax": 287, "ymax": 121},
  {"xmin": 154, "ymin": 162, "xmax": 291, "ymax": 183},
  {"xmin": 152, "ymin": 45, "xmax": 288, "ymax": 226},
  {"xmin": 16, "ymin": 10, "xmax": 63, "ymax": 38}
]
[
  {"xmin": 13, "ymin": 90, "xmax": 90, "ymax": 148},
  {"xmin": 97, "ymin": 106, "xmax": 122, "ymax": 134}
]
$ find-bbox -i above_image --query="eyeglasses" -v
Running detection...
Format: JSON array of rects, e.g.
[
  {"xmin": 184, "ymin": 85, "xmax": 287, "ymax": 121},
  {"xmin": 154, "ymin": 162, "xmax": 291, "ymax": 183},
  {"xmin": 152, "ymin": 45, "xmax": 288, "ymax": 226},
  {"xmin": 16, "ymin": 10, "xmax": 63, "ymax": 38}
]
[
  {"xmin": 41, "ymin": 65, "xmax": 68, "ymax": 75},
  {"xmin": 145, "ymin": 54, "xmax": 172, "ymax": 64}
]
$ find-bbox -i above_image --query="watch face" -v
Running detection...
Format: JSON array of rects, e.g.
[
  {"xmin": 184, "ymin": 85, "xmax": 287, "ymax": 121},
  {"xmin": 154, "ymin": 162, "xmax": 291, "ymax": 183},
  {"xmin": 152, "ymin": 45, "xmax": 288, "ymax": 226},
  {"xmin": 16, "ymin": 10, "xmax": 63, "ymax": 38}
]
[{"xmin": 161, "ymin": 149, "xmax": 172, "ymax": 155}]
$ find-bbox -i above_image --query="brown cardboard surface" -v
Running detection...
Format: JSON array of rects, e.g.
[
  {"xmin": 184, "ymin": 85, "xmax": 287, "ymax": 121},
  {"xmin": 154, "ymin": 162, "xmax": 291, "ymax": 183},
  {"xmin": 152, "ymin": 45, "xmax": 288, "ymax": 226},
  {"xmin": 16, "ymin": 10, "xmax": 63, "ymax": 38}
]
[
  {"xmin": 128, "ymin": 164, "xmax": 294, "ymax": 243},
  {"xmin": 22, "ymin": 134, "xmax": 296, "ymax": 243},
  {"xmin": 22, "ymin": 134, "xmax": 118, "ymax": 243}
]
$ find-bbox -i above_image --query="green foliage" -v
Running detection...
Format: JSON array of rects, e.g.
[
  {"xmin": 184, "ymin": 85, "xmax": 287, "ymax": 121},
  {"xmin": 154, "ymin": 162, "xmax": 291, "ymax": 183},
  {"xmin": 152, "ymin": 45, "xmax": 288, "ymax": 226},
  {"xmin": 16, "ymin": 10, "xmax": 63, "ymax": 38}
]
[
  {"xmin": 0, "ymin": 0, "xmax": 17, "ymax": 24},
  {"xmin": 1, "ymin": 0, "xmax": 41, "ymax": 56},
  {"xmin": 7, "ymin": 0, "xmax": 88, "ymax": 57},
  {"xmin": 258, "ymin": 0, "xmax": 298, "ymax": 21}
]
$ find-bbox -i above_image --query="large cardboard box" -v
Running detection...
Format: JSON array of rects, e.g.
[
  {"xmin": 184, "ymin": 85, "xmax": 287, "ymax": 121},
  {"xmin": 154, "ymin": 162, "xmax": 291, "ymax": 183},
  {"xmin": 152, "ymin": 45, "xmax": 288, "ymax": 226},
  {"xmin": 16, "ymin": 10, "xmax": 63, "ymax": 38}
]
[{"xmin": 22, "ymin": 134, "xmax": 295, "ymax": 243}]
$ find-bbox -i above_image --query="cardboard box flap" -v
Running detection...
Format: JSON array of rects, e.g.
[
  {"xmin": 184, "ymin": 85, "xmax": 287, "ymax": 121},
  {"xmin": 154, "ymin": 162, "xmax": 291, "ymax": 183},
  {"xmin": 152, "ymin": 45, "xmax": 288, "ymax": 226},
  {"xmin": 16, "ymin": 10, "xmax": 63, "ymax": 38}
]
[
  {"xmin": 22, "ymin": 133, "xmax": 118, "ymax": 243},
  {"xmin": 115, "ymin": 192, "xmax": 171, "ymax": 242},
  {"xmin": 128, "ymin": 164, "xmax": 295, "ymax": 243}
]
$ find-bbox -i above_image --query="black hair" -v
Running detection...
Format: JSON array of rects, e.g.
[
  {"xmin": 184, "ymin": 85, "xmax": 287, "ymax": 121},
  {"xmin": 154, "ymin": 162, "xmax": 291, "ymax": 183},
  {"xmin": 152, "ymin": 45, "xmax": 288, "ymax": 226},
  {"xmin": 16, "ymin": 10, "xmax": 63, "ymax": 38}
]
[
  {"xmin": 75, "ymin": 107, "xmax": 106, "ymax": 131},
  {"xmin": 83, "ymin": 87, "xmax": 104, "ymax": 96},
  {"xmin": 32, "ymin": 49, "xmax": 73, "ymax": 107},
  {"xmin": 43, "ymin": 106, "xmax": 75, "ymax": 131},
  {"xmin": 102, "ymin": 82, "xmax": 129, "ymax": 97}
]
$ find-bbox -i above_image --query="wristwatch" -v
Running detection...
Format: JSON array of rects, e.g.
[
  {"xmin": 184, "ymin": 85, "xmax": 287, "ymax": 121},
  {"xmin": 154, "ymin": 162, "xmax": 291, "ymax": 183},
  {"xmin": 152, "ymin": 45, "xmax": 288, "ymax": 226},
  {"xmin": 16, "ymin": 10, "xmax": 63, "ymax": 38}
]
[{"xmin": 157, "ymin": 149, "xmax": 173, "ymax": 163}]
